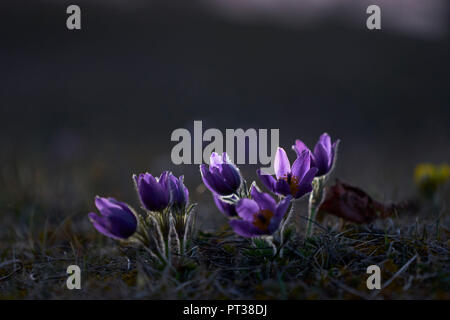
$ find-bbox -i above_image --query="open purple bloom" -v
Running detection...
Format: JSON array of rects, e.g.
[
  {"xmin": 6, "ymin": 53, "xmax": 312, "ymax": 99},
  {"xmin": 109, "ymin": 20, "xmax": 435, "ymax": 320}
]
[
  {"xmin": 133, "ymin": 172, "xmax": 171, "ymax": 212},
  {"xmin": 229, "ymin": 186, "xmax": 292, "ymax": 238},
  {"xmin": 257, "ymin": 147, "xmax": 318, "ymax": 199},
  {"xmin": 213, "ymin": 194, "xmax": 238, "ymax": 217},
  {"xmin": 88, "ymin": 196, "xmax": 137, "ymax": 240},
  {"xmin": 168, "ymin": 174, "xmax": 189, "ymax": 208},
  {"xmin": 293, "ymin": 133, "xmax": 339, "ymax": 176},
  {"xmin": 200, "ymin": 152, "xmax": 242, "ymax": 196}
]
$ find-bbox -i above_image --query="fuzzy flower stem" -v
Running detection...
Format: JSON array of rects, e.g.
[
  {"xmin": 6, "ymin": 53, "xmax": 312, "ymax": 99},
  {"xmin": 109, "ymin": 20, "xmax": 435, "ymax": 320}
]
[
  {"xmin": 306, "ymin": 176, "xmax": 326, "ymax": 238},
  {"xmin": 279, "ymin": 200, "xmax": 295, "ymax": 249},
  {"xmin": 265, "ymin": 236, "xmax": 277, "ymax": 257}
]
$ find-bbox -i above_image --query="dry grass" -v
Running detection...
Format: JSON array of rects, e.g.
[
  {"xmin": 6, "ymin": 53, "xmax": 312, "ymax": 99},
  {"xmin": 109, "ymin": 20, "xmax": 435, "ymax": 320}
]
[{"xmin": 0, "ymin": 160, "xmax": 449, "ymax": 300}]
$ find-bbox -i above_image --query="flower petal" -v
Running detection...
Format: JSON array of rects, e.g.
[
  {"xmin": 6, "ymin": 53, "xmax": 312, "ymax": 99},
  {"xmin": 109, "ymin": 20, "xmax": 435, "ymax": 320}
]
[
  {"xmin": 268, "ymin": 195, "xmax": 292, "ymax": 234},
  {"xmin": 294, "ymin": 167, "xmax": 318, "ymax": 198},
  {"xmin": 220, "ymin": 163, "xmax": 241, "ymax": 192},
  {"xmin": 183, "ymin": 177, "xmax": 190, "ymax": 205},
  {"xmin": 213, "ymin": 194, "xmax": 237, "ymax": 217},
  {"xmin": 274, "ymin": 179, "xmax": 291, "ymax": 196},
  {"xmin": 203, "ymin": 165, "xmax": 235, "ymax": 195},
  {"xmin": 138, "ymin": 174, "xmax": 169, "ymax": 211},
  {"xmin": 291, "ymin": 149, "xmax": 311, "ymax": 182},
  {"xmin": 229, "ymin": 220, "xmax": 265, "ymax": 238},
  {"xmin": 250, "ymin": 185, "xmax": 276, "ymax": 212},
  {"xmin": 274, "ymin": 147, "xmax": 291, "ymax": 180},
  {"xmin": 292, "ymin": 139, "xmax": 310, "ymax": 157},
  {"xmin": 236, "ymin": 198, "xmax": 259, "ymax": 221},
  {"xmin": 105, "ymin": 213, "xmax": 137, "ymax": 239},
  {"xmin": 318, "ymin": 133, "xmax": 332, "ymax": 154},
  {"xmin": 330, "ymin": 139, "xmax": 340, "ymax": 169},
  {"xmin": 95, "ymin": 196, "xmax": 126, "ymax": 217},
  {"xmin": 222, "ymin": 152, "xmax": 233, "ymax": 164},
  {"xmin": 89, "ymin": 205, "xmax": 137, "ymax": 240},
  {"xmin": 107, "ymin": 198, "xmax": 135, "ymax": 215},
  {"xmin": 158, "ymin": 171, "xmax": 171, "ymax": 193},
  {"xmin": 89, "ymin": 213, "xmax": 123, "ymax": 240},
  {"xmin": 257, "ymin": 169, "xmax": 277, "ymax": 193},
  {"xmin": 314, "ymin": 142, "xmax": 331, "ymax": 176},
  {"xmin": 169, "ymin": 174, "xmax": 188, "ymax": 207},
  {"xmin": 210, "ymin": 152, "xmax": 223, "ymax": 168},
  {"xmin": 201, "ymin": 164, "xmax": 237, "ymax": 196}
]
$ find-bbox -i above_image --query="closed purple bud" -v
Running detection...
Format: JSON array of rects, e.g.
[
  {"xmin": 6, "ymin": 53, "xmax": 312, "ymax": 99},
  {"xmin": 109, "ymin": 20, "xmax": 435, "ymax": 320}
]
[
  {"xmin": 88, "ymin": 196, "xmax": 137, "ymax": 240},
  {"xmin": 134, "ymin": 172, "xmax": 171, "ymax": 212},
  {"xmin": 200, "ymin": 152, "xmax": 242, "ymax": 196},
  {"xmin": 169, "ymin": 174, "xmax": 189, "ymax": 208},
  {"xmin": 292, "ymin": 133, "xmax": 339, "ymax": 177}
]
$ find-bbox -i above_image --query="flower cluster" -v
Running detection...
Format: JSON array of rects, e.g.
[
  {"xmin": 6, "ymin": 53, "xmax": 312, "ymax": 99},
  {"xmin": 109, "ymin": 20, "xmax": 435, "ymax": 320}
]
[
  {"xmin": 88, "ymin": 170, "xmax": 195, "ymax": 263},
  {"xmin": 134, "ymin": 172, "xmax": 189, "ymax": 212},
  {"xmin": 202, "ymin": 133, "xmax": 339, "ymax": 239},
  {"xmin": 201, "ymin": 151, "xmax": 293, "ymax": 238},
  {"xmin": 89, "ymin": 132, "xmax": 339, "ymax": 256}
]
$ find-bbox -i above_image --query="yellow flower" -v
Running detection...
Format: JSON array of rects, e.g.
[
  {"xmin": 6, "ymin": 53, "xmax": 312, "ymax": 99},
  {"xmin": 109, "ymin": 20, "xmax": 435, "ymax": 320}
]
[
  {"xmin": 414, "ymin": 163, "xmax": 450, "ymax": 198},
  {"xmin": 436, "ymin": 164, "xmax": 450, "ymax": 183}
]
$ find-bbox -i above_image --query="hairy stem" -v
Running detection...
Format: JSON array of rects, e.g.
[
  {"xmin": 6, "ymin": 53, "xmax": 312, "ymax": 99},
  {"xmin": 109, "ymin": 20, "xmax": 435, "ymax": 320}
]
[{"xmin": 306, "ymin": 176, "xmax": 325, "ymax": 237}]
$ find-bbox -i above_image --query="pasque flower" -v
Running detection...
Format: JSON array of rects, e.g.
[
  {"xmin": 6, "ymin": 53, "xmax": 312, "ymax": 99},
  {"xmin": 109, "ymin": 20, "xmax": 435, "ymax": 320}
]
[
  {"xmin": 168, "ymin": 174, "xmax": 189, "ymax": 208},
  {"xmin": 229, "ymin": 186, "xmax": 292, "ymax": 238},
  {"xmin": 257, "ymin": 147, "xmax": 318, "ymax": 199},
  {"xmin": 134, "ymin": 172, "xmax": 171, "ymax": 212},
  {"xmin": 293, "ymin": 133, "xmax": 339, "ymax": 176},
  {"xmin": 200, "ymin": 152, "xmax": 242, "ymax": 196},
  {"xmin": 213, "ymin": 194, "xmax": 238, "ymax": 217},
  {"xmin": 88, "ymin": 196, "xmax": 137, "ymax": 240}
]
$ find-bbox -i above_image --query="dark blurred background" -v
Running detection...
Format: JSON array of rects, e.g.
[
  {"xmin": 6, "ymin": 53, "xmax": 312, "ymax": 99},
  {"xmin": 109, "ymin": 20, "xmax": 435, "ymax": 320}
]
[{"xmin": 0, "ymin": 0, "xmax": 449, "ymax": 231}]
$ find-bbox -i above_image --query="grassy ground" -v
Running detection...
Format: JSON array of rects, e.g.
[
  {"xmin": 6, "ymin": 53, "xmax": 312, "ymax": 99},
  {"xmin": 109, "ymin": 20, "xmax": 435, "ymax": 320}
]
[{"xmin": 0, "ymin": 159, "xmax": 448, "ymax": 299}]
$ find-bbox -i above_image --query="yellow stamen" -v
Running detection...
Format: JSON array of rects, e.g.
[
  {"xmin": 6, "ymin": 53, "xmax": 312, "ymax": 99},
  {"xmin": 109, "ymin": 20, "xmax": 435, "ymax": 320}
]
[{"xmin": 281, "ymin": 174, "xmax": 300, "ymax": 196}]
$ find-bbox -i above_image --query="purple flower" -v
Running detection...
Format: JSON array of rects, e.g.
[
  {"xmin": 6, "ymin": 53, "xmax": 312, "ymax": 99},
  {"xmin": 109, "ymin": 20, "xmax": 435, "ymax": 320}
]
[
  {"xmin": 213, "ymin": 194, "xmax": 238, "ymax": 217},
  {"xmin": 257, "ymin": 147, "xmax": 318, "ymax": 199},
  {"xmin": 168, "ymin": 174, "xmax": 189, "ymax": 208},
  {"xmin": 88, "ymin": 196, "xmax": 137, "ymax": 240},
  {"xmin": 200, "ymin": 152, "xmax": 242, "ymax": 196},
  {"xmin": 293, "ymin": 133, "xmax": 339, "ymax": 176},
  {"xmin": 229, "ymin": 186, "xmax": 292, "ymax": 238},
  {"xmin": 133, "ymin": 172, "xmax": 171, "ymax": 212}
]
